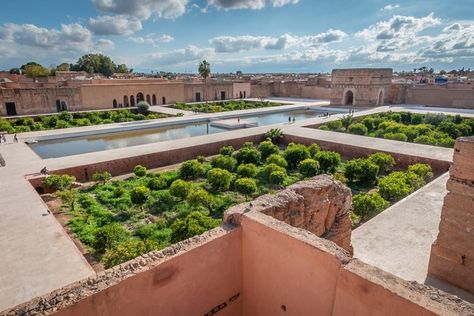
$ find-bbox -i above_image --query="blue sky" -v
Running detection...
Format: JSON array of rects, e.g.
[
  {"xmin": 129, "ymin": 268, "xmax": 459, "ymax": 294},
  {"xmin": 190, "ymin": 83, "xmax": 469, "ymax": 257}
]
[{"xmin": 0, "ymin": 0, "xmax": 473, "ymax": 73}]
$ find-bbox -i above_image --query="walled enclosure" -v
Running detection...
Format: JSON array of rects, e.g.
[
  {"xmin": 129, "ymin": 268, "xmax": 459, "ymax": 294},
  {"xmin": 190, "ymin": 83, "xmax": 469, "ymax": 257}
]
[
  {"xmin": 3, "ymin": 175, "xmax": 473, "ymax": 316},
  {"xmin": 330, "ymin": 68, "xmax": 392, "ymax": 106},
  {"xmin": 428, "ymin": 137, "xmax": 474, "ymax": 293},
  {"xmin": 406, "ymin": 85, "xmax": 474, "ymax": 109}
]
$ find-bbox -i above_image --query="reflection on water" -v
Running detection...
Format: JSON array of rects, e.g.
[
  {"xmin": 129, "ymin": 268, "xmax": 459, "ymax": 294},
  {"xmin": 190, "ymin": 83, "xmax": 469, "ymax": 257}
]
[{"xmin": 30, "ymin": 109, "xmax": 334, "ymax": 158}]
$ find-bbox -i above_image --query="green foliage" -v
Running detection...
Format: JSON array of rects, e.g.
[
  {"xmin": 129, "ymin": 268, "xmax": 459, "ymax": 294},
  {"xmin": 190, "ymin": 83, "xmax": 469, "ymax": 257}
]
[
  {"xmin": 171, "ymin": 212, "xmax": 220, "ymax": 243},
  {"xmin": 269, "ymin": 171, "xmax": 286, "ymax": 185},
  {"xmin": 259, "ymin": 163, "xmax": 286, "ymax": 181},
  {"xmin": 327, "ymin": 120, "xmax": 343, "ymax": 131},
  {"xmin": 172, "ymin": 100, "xmax": 281, "ymax": 114},
  {"xmin": 308, "ymin": 143, "xmax": 320, "ymax": 157},
  {"xmin": 233, "ymin": 147, "xmax": 262, "ymax": 165},
  {"xmin": 219, "ymin": 145, "xmax": 234, "ymax": 156},
  {"xmin": 136, "ymin": 101, "xmax": 150, "ymax": 114},
  {"xmin": 368, "ymin": 153, "xmax": 395, "ymax": 174},
  {"xmin": 234, "ymin": 178, "xmax": 257, "ymax": 196},
  {"xmin": 187, "ymin": 188, "xmax": 214, "ymax": 210},
  {"xmin": 169, "ymin": 180, "xmax": 191, "ymax": 199},
  {"xmin": 378, "ymin": 172, "xmax": 415, "ymax": 201},
  {"xmin": 56, "ymin": 189, "xmax": 79, "ymax": 210},
  {"xmin": 179, "ymin": 159, "xmax": 205, "ymax": 179},
  {"xmin": 258, "ymin": 140, "xmax": 280, "ymax": 159},
  {"xmin": 264, "ymin": 128, "xmax": 283, "ymax": 143},
  {"xmin": 383, "ymin": 132, "xmax": 408, "ymax": 142},
  {"xmin": 198, "ymin": 60, "xmax": 211, "ymax": 79},
  {"xmin": 207, "ymin": 168, "xmax": 233, "ymax": 191},
  {"xmin": 319, "ymin": 125, "xmax": 329, "ymax": 131},
  {"xmin": 283, "ymin": 143, "xmax": 310, "ymax": 169},
  {"xmin": 236, "ymin": 163, "xmax": 258, "ymax": 178},
  {"xmin": 43, "ymin": 174, "xmax": 76, "ymax": 190},
  {"xmin": 133, "ymin": 165, "xmax": 147, "ymax": 177},
  {"xmin": 148, "ymin": 190, "xmax": 176, "ymax": 214},
  {"xmin": 352, "ymin": 192, "xmax": 389, "ymax": 221},
  {"xmin": 298, "ymin": 159, "xmax": 320, "ymax": 177},
  {"xmin": 344, "ymin": 159, "xmax": 379, "ymax": 185},
  {"xmin": 102, "ymin": 239, "xmax": 157, "ymax": 268},
  {"xmin": 72, "ymin": 53, "xmax": 127, "ymax": 76},
  {"xmin": 130, "ymin": 186, "xmax": 150, "ymax": 209},
  {"xmin": 348, "ymin": 123, "xmax": 368, "ymax": 135},
  {"xmin": 314, "ymin": 151, "xmax": 341, "ymax": 173},
  {"xmin": 211, "ymin": 155, "xmax": 237, "ymax": 172},
  {"xmin": 407, "ymin": 163, "xmax": 433, "ymax": 181},
  {"xmin": 92, "ymin": 171, "xmax": 112, "ymax": 184},
  {"xmin": 265, "ymin": 154, "xmax": 288, "ymax": 168},
  {"xmin": 94, "ymin": 223, "xmax": 130, "ymax": 253}
]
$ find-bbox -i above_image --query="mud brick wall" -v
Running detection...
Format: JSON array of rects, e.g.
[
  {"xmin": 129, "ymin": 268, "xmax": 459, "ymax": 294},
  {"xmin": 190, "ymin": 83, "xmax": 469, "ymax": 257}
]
[{"xmin": 428, "ymin": 136, "xmax": 474, "ymax": 293}]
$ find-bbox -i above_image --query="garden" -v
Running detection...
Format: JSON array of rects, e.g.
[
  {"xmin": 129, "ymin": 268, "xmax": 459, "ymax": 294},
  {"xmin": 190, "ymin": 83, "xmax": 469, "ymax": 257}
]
[
  {"xmin": 44, "ymin": 130, "xmax": 435, "ymax": 268},
  {"xmin": 318, "ymin": 111, "xmax": 474, "ymax": 148},
  {"xmin": 171, "ymin": 100, "xmax": 283, "ymax": 113},
  {"xmin": 0, "ymin": 102, "xmax": 168, "ymax": 133}
]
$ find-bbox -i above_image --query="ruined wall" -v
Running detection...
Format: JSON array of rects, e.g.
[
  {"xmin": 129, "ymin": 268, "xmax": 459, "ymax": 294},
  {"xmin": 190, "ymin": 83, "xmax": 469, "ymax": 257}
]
[
  {"xmin": 250, "ymin": 83, "xmax": 272, "ymax": 98},
  {"xmin": 330, "ymin": 68, "xmax": 392, "ymax": 106},
  {"xmin": 406, "ymin": 86, "xmax": 474, "ymax": 109},
  {"xmin": 428, "ymin": 137, "xmax": 474, "ymax": 293},
  {"xmin": 250, "ymin": 81, "xmax": 330, "ymax": 99},
  {"xmin": 232, "ymin": 82, "xmax": 251, "ymax": 99}
]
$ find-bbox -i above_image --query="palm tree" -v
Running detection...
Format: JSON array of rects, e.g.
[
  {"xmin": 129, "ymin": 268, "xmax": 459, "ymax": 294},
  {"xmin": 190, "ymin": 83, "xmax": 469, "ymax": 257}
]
[{"xmin": 198, "ymin": 60, "xmax": 211, "ymax": 105}]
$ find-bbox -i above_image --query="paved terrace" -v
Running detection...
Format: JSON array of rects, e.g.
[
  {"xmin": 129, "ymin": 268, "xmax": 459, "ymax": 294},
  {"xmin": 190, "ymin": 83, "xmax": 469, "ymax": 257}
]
[{"xmin": 1, "ymin": 101, "xmax": 473, "ymax": 311}]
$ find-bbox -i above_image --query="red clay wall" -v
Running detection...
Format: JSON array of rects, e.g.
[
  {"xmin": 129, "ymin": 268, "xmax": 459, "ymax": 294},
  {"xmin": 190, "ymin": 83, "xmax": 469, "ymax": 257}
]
[{"xmin": 406, "ymin": 86, "xmax": 474, "ymax": 109}]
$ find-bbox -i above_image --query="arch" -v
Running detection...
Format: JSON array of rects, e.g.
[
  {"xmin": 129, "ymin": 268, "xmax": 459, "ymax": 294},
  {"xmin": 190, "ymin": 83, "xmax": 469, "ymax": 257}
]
[
  {"xmin": 344, "ymin": 90, "xmax": 354, "ymax": 106},
  {"xmin": 130, "ymin": 95, "xmax": 136, "ymax": 107},
  {"xmin": 152, "ymin": 94, "xmax": 157, "ymax": 105},
  {"xmin": 137, "ymin": 92, "xmax": 144, "ymax": 103},
  {"xmin": 162, "ymin": 96, "xmax": 166, "ymax": 105},
  {"xmin": 113, "ymin": 99, "xmax": 118, "ymax": 108},
  {"xmin": 377, "ymin": 90, "xmax": 384, "ymax": 105},
  {"xmin": 146, "ymin": 94, "xmax": 151, "ymax": 104},
  {"xmin": 123, "ymin": 95, "xmax": 129, "ymax": 107}
]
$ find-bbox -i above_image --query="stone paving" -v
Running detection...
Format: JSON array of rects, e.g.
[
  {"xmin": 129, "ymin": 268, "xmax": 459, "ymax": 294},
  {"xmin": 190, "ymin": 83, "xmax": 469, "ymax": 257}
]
[{"xmin": 1, "ymin": 99, "xmax": 474, "ymax": 311}]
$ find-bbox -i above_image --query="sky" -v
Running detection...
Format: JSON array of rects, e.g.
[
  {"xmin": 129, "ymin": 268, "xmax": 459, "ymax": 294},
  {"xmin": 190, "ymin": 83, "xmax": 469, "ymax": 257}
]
[{"xmin": 0, "ymin": 0, "xmax": 473, "ymax": 73}]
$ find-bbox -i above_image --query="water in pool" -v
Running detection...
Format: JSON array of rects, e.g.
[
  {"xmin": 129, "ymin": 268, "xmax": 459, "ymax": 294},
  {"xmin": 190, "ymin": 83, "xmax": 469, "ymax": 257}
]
[{"xmin": 29, "ymin": 109, "xmax": 329, "ymax": 158}]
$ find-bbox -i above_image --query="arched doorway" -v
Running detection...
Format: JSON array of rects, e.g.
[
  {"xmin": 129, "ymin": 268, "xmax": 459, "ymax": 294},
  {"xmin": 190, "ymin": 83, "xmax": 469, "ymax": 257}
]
[
  {"xmin": 152, "ymin": 94, "xmax": 157, "ymax": 105},
  {"xmin": 113, "ymin": 99, "xmax": 117, "ymax": 108},
  {"xmin": 137, "ymin": 92, "xmax": 144, "ymax": 103},
  {"xmin": 130, "ymin": 95, "xmax": 136, "ymax": 106},
  {"xmin": 146, "ymin": 94, "xmax": 151, "ymax": 104},
  {"xmin": 344, "ymin": 90, "xmax": 354, "ymax": 105},
  {"xmin": 377, "ymin": 90, "xmax": 384, "ymax": 105},
  {"xmin": 123, "ymin": 95, "xmax": 129, "ymax": 107},
  {"xmin": 162, "ymin": 96, "xmax": 166, "ymax": 105}
]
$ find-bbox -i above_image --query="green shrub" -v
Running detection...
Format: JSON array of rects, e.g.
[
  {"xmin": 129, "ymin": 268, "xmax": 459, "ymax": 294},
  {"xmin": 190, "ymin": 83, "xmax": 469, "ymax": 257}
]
[
  {"xmin": 136, "ymin": 101, "xmax": 150, "ymax": 114},
  {"xmin": 179, "ymin": 159, "xmax": 205, "ymax": 179},
  {"xmin": 348, "ymin": 123, "xmax": 368, "ymax": 135},
  {"xmin": 93, "ymin": 223, "xmax": 130, "ymax": 253},
  {"xmin": 405, "ymin": 171, "xmax": 425, "ymax": 190},
  {"xmin": 308, "ymin": 143, "xmax": 320, "ymax": 157},
  {"xmin": 298, "ymin": 159, "xmax": 320, "ymax": 177},
  {"xmin": 43, "ymin": 174, "xmax": 76, "ymax": 190},
  {"xmin": 327, "ymin": 120, "xmax": 343, "ymax": 131},
  {"xmin": 265, "ymin": 154, "xmax": 288, "ymax": 168},
  {"xmin": 314, "ymin": 151, "xmax": 341, "ymax": 173},
  {"xmin": 383, "ymin": 132, "xmax": 408, "ymax": 142},
  {"xmin": 169, "ymin": 179, "xmax": 191, "ymax": 199},
  {"xmin": 258, "ymin": 140, "xmax": 280, "ymax": 159},
  {"xmin": 219, "ymin": 145, "xmax": 234, "ymax": 156},
  {"xmin": 92, "ymin": 171, "xmax": 112, "ymax": 184},
  {"xmin": 265, "ymin": 128, "xmax": 283, "ymax": 143},
  {"xmin": 147, "ymin": 176, "xmax": 167, "ymax": 190},
  {"xmin": 283, "ymin": 143, "xmax": 310, "ymax": 169},
  {"xmin": 233, "ymin": 147, "xmax": 262, "ymax": 165},
  {"xmin": 413, "ymin": 135, "xmax": 438, "ymax": 146},
  {"xmin": 236, "ymin": 163, "xmax": 258, "ymax": 178},
  {"xmin": 234, "ymin": 178, "xmax": 257, "ymax": 196},
  {"xmin": 102, "ymin": 239, "xmax": 157, "ymax": 268},
  {"xmin": 319, "ymin": 125, "xmax": 329, "ymax": 131},
  {"xmin": 259, "ymin": 163, "xmax": 286, "ymax": 181},
  {"xmin": 171, "ymin": 212, "xmax": 221, "ymax": 243},
  {"xmin": 211, "ymin": 155, "xmax": 237, "ymax": 172},
  {"xmin": 378, "ymin": 172, "xmax": 413, "ymax": 201},
  {"xmin": 344, "ymin": 159, "xmax": 379, "ymax": 185},
  {"xmin": 130, "ymin": 186, "xmax": 150, "ymax": 210},
  {"xmin": 207, "ymin": 168, "xmax": 233, "ymax": 191},
  {"xmin": 269, "ymin": 171, "xmax": 286, "ymax": 185},
  {"xmin": 407, "ymin": 163, "xmax": 433, "ymax": 181},
  {"xmin": 187, "ymin": 188, "xmax": 214, "ymax": 210},
  {"xmin": 134, "ymin": 165, "xmax": 147, "ymax": 177},
  {"xmin": 352, "ymin": 192, "xmax": 389, "ymax": 221},
  {"xmin": 149, "ymin": 190, "xmax": 176, "ymax": 214},
  {"xmin": 368, "ymin": 153, "xmax": 395, "ymax": 174}
]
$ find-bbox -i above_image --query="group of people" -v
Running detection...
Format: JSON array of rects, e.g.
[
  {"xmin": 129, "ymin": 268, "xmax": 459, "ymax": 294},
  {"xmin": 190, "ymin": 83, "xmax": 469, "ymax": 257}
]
[
  {"xmin": 0, "ymin": 134, "xmax": 17, "ymax": 144},
  {"xmin": 288, "ymin": 116, "xmax": 296, "ymax": 124}
]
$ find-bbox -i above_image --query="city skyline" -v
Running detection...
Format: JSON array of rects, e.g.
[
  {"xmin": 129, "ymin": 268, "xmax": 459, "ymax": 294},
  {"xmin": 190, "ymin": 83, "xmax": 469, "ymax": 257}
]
[{"xmin": 0, "ymin": 0, "xmax": 473, "ymax": 73}]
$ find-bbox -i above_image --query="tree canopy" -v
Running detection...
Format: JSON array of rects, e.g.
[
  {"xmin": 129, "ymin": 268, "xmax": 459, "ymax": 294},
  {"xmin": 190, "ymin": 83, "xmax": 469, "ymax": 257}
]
[
  {"xmin": 71, "ymin": 54, "xmax": 129, "ymax": 76},
  {"xmin": 198, "ymin": 60, "xmax": 211, "ymax": 79}
]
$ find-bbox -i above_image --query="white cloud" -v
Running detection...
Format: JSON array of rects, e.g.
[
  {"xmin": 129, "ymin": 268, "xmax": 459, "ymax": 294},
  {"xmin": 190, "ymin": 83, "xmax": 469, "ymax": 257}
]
[
  {"xmin": 158, "ymin": 34, "xmax": 174, "ymax": 43},
  {"xmin": 128, "ymin": 34, "xmax": 175, "ymax": 47},
  {"xmin": 207, "ymin": 0, "xmax": 299, "ymax": 10},
  {"xmin": 147, "ymin": 45, "xmax": 214, "ymax": 67},
  {"xmin": 91, "ymin": 0, "xmax": 188, "ymax": 20},
  {"xmin": 96, "ymin": 38, "xmax": 115, "ymax": 50},
  {"xmin": 209, "ymin": 30, "xmax": 346, "ymax": 53},
  {"xmin": 381, "ymin": 4, "xmax": 400, "ymax": 11},
  {"xmin": 88, "ymin": 15, "xmax": 142, "ymax": 35}
]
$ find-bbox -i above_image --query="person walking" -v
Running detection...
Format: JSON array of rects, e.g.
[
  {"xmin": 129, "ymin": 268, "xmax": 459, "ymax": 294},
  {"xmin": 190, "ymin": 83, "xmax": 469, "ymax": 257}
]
[
  {"xmin": 13, "ymin": 134, "xmax": 18, "ymax": 142},
  {"xmin": 292, "ymin": 117, "xmax": 296, "ymax": 124},
  {"xmin": 288, "ymin": 116, "xmax": 291, "ymax": 124}
]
